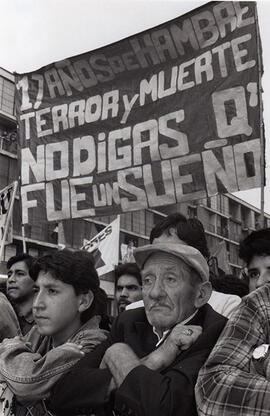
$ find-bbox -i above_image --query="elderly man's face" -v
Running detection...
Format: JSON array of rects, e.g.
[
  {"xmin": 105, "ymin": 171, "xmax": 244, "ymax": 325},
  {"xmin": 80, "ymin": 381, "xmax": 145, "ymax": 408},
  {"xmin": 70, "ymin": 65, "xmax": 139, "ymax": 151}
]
[{"xmin": 142, "ymin": 252, "xmax": 199, "ymax": 335}]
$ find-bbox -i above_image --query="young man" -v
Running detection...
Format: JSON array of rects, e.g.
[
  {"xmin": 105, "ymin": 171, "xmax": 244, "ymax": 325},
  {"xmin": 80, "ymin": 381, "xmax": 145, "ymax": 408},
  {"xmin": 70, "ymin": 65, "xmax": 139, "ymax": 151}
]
[
  {"xmin": 239, "ymin": 227, "xmax": 270, "ymax": 292},
  {"xmin": 6, "ymin": 254, "xmax": 36, "ymax": 335},
  {"xmin": 48, "ymin": 234, "xmax": 226, "ymax": 416},
  {"xmin": 196, "ymin": 228, "xmax": 270, "ymax": 415},
  {"xmin": 0, "ymin": 249, "xmax": 108, "ymax": 415},
  {"xmin": 115, "ymin": 263, "xmax": 142, "ymax": 313}
]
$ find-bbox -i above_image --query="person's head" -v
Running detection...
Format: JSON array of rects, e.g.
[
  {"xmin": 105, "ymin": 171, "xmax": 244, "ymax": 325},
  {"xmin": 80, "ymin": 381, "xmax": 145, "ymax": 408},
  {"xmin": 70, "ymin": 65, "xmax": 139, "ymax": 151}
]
[
  {"xmin": 29, "ymin": 249, "xmax": 104, "ymax": 346},
  {"xmin": 134, "ymin": 235, "xmax": 212, "ymax": 337},
  {"xmin": 6, "ymin": 253, "xmax": 36, "ymax": 304},
  {"xmin": 150, "ymin": 214, "xmax": 210, "ymax": 259},
  {"xmin": 239, "ymin": 228, "xmax": 270, "ymax": 292},
  {"xmin": 210, "ymin": 274, "xmax": 249, "ymax": 298},
  {"xmin": 114, "ymin": 263, "xmax": 142, "ymax": 313}
]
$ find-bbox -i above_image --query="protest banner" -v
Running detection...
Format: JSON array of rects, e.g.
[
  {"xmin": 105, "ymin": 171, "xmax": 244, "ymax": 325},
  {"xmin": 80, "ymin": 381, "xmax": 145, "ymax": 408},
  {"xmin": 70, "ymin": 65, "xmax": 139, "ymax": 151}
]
[
  {"xmin": 82, "ymin": 216, "xmax": 120, "ymax": 276},
  {"xmin": 0, "ymin": 182, "xmax": 18, "ymax": 261},
  {"xmin": 15, "ymin": 1, "xmax": 264, "ymax": 224}
]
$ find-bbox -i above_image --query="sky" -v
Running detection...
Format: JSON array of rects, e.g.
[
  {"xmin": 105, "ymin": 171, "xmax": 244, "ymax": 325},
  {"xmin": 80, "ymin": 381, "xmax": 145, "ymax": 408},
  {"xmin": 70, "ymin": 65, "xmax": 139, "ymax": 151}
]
[{"xmin": 1, "ymin": 0, "xmax": 270, "ymax": 214}]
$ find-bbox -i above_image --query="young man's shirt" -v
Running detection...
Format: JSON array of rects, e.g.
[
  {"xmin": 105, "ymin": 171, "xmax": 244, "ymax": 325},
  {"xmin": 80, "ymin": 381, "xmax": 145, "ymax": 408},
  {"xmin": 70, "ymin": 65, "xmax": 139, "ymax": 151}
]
[
  {"xmin": 0, "ymin": 293, "xmax": 21, "ymax": 341},
  {"xmin": 196, "ymin": 284, "xmax": 270, "ymax": 416},
  {"xmin": 0, "ymin": 315, "xmax": 108, "ymax": 415}
]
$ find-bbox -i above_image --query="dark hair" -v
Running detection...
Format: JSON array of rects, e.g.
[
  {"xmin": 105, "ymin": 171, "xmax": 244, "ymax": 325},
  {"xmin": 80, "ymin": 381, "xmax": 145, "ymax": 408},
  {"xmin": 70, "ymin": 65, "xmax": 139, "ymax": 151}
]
[
  {"xmin": 239, "ymin": 228, "xmax": 270, "ymax": 266},
  {"xmin": 150, "ymin": 214, "xmax": 210, "ymax": 259},
  {"xmin": 7, "ymin": 253, "xmax": 35, "ymax": 271},
  {"xmin": 114, "ymin": 263, "xmax": 142, "ymax": 286},
  {"xmin": 210, "ymin": 274, "xmax": 249, "ymax": 298},
  {"xmin": 150, "ymin": 213, "xmax": 186, "ymax": 243},
  {"xmin": 30, "ymin": 249, "xmax": 107, "ymax": 323}
]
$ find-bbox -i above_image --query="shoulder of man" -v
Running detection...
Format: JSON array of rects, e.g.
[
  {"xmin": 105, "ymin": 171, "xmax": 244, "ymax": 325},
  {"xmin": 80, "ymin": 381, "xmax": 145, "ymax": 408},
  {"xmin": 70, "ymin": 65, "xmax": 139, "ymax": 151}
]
[
  {"xmin": 208, "ymin": 290, "xmax": 241, "ymax": 319},
  {"xmin": 194, "ymin": 303, "xmax": 228, "ymax": 331},
  {"xmin": 116, "ymin": 307, "xmax": 147, "ymax": 323},
  {"xmin": 236, "ymin": 284, "xmax": 270, "ymax": 318},
  {"xmin": 110, "ymin": 307, "xmax": 148, "ymax": 336}
]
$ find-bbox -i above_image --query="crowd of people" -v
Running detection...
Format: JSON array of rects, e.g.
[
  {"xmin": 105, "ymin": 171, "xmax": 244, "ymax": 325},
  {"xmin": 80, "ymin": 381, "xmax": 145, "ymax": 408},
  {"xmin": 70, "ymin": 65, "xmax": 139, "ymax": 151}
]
[{"xmin": 0, "ymin": 212, "xmax": 269, "ymax": 416}]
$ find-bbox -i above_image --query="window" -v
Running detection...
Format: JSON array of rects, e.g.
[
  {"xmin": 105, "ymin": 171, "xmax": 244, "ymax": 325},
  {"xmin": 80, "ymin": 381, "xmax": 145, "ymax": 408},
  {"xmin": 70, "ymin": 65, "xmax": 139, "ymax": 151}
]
[
  {"xmin": 0, "ymin": 78, "xmax": 15, "ymax": 115},
  {"xmin": 188, "ymin": 205, "xmax": 197, "ymax": 218}
]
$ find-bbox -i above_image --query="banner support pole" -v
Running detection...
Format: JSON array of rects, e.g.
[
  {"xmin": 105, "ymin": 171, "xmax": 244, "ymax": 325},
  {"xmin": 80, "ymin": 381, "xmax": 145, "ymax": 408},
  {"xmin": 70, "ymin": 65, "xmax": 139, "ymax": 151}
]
[
  {"xmin": 21, "ymin": 224, "xmax": 27, "ymax": 252},
  {"xmin": 0, "ymin": 181, "xmax": 18, "ymax": 262},
  {"xmin": 255, "ymin": 4, "xmax": 265, "ymax": 228}
]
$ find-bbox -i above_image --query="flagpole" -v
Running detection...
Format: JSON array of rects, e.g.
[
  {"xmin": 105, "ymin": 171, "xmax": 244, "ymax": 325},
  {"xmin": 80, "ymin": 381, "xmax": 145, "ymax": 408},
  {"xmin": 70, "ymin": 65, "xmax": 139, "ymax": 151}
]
[
  {"xmin": 0, "ymin": 181, "xmax": 18, "ymax": 262},
  {"xmin": 21, "ymin": 224, "xmax": 27, "ymax": 252},
  {"xmin": 254, "ymin": 4, "xmax": 265, "ymax": 228}
]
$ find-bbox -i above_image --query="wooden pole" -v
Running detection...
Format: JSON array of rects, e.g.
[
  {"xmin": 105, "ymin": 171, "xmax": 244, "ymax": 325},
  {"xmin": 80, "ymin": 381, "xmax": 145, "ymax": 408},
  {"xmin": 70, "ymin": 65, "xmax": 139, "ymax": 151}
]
[
  {"xmin": 21, "ymin": 224, "xmax": 27, "ymax": 252},
  {"xmin": 254, "ymin": 4, "xmax": 265, "ymax": 228},
  {"xmin": 0, "ymin": 181, "xmax": 18, "ymax": 262}
]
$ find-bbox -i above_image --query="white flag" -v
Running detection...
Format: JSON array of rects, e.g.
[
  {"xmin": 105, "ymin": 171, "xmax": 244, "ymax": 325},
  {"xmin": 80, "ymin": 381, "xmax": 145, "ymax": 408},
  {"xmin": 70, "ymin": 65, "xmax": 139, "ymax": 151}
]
[
  {"xmin": 82, "ymin": 217, "xmax": 120, "ymax": 276},
  {"xmin": 212, "ymin": 240, "xmax": 231, "ymax": 275},
  {"xmin": 0, "ymin": 182, "xmax": 18, "ymax": 262},
  {"xmin": 0, "ymin": 182, "xmax": 17, "ymax": 245}
]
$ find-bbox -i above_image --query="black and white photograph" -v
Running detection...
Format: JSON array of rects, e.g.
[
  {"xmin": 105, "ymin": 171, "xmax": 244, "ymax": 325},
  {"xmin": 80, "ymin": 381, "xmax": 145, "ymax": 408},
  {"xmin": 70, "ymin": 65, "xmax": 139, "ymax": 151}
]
[{"xmin": 0, "ymin": 1, "xmax": 270, "ymax": 415}]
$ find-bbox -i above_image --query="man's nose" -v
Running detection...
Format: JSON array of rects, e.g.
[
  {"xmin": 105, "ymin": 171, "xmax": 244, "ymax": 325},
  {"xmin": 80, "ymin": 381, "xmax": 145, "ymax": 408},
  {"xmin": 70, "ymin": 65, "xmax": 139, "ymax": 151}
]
[
  {"xmin": 148, "ymin": 279, "xmax": 165, "ymax": 299},
  {"xmin": 256, "ymin": 272, "xmax": 270, "ymax": 288},
  {"xmin": 120, "ymin": 287, "xmax": 129, "ymax": 297},
  {"xmin": 33, "ymin": 292, "xmax": 45, "ymax": 310},
  {"xmin": 8, "ymin": 272, "xmax": 16, "ymax": 283}
]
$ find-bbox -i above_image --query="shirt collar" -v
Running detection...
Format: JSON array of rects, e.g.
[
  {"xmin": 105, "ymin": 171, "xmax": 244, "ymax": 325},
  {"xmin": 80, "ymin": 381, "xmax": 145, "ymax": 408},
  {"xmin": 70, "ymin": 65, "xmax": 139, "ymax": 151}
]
[{"xmin": 153, "ymin": 309, "xmax": 198, "ymax": 347}]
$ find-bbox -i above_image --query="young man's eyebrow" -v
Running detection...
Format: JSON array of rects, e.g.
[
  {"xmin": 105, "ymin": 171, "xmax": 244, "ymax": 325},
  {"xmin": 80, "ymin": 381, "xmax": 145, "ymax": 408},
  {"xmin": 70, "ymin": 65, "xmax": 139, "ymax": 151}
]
[
  {"xmin": 35, "ymin": 282, "xmax": 61, "ymax": 289},
  {"xmin": 9, "ymin": 268, "xmax": 26, "ymax": 273}
]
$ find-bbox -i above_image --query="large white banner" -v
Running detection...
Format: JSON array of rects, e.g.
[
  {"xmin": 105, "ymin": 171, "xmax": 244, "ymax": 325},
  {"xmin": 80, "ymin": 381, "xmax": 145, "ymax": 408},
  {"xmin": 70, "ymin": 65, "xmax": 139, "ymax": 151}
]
[{"xmin": 15, "ymin": 1, "xmax": 264, "ymax": 224}]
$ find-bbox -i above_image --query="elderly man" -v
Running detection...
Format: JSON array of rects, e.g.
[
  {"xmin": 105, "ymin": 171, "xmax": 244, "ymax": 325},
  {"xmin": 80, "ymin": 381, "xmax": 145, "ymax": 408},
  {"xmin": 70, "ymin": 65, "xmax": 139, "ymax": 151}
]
[
  {"xmin": 196, "ymin": 228, "xmax": 270, "ymax": 416},
  {"xmin": 48, "ymin": 235, "xmax": 226, "ymax": 416}
]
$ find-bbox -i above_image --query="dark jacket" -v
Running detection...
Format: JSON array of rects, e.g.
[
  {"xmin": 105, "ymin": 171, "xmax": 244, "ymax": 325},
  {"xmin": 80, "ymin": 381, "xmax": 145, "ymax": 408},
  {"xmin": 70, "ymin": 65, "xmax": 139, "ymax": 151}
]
[{"xmin": 49, "ymin": 304, "xmax": 227, "ymax": 416}]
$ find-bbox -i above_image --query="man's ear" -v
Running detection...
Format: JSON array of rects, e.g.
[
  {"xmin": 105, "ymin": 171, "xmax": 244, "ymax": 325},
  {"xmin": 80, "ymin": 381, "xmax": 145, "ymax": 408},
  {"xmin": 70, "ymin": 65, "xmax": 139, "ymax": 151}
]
[
  {"xmin": 194, "ymin": 281, "xmax": 212, "ymax": 309},
  {"xmin": 78, "ymin": 290, "xmax": 94, "ymax": 313}
]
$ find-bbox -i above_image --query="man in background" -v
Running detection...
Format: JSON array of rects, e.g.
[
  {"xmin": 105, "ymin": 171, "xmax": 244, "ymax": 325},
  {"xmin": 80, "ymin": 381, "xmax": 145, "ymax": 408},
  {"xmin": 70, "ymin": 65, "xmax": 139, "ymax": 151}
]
[
  {"xmin": 114, "ymin": 263, "xmax": 142, "ymax": 313},
  {"xmin": 6, "ymin": 253, "xmax": 36, "ymax": 335}
]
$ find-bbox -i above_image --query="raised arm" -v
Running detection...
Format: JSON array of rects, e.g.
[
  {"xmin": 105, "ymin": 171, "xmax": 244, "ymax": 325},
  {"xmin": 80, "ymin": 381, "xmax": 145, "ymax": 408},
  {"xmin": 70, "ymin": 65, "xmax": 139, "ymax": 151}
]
[{"xmin": 0, "ymin": 326, "xmax": 107, "ymax": 401}]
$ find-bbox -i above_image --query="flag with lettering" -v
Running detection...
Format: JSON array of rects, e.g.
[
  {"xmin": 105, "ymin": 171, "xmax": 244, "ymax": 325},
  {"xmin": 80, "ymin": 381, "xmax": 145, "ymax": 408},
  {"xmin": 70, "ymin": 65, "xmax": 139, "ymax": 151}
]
[{"xmin": 82, "ymin": 216, "xmax": 120, "ymax": 276}]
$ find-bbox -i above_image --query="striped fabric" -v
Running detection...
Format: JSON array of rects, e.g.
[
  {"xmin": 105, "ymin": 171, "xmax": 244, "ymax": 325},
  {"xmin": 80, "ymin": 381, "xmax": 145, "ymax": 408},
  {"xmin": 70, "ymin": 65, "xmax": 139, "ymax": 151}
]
[{"xmin": 195, "ymin": 284, "xmax": 270, "ymax": 416}]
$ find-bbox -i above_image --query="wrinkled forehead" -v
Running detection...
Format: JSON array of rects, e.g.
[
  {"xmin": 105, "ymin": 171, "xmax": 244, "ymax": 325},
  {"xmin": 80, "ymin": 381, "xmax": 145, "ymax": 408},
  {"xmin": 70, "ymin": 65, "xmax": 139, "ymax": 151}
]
[{"xmin": 142, "ymin": 251, "xmax": 191, "ymax": 274}]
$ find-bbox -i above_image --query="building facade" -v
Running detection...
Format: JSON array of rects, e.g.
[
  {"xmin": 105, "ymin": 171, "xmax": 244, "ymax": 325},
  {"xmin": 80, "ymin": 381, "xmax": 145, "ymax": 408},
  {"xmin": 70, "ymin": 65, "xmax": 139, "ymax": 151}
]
[{"xmin": 1, "ymin": 67, "xmax": 270, "ymax": 311}]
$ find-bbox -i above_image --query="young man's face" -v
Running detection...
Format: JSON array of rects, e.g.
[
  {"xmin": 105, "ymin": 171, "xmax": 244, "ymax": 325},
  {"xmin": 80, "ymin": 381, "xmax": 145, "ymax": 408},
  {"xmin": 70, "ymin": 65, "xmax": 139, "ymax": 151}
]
[
  {"xmin": 116, "ymin": 274, "xmax": 142, "ymax": 312},
  {"xmin": 7, "ymin": 261, "xmax": 34, "ymax": 303},
  {"xmin": 32, "ymin": 270, "xmax": 83, "ymax": 346},
  {"xmin": 247, "ymin": 254, "xmax": 270, "ymax": 292}
]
